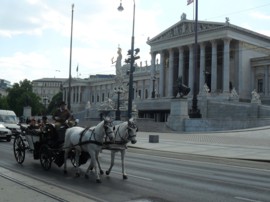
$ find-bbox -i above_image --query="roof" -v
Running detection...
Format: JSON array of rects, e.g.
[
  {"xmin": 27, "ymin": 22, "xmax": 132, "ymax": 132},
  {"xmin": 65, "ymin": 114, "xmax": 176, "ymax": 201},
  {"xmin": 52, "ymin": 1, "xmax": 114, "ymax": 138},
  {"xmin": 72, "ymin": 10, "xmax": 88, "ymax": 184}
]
[
  {"xmin": 32, "ymin": 78, "xmax": 67, "ymax": 82},
  {"xmin": 147, "ymin": 17, "xmax": 270, "ymax": 46}
]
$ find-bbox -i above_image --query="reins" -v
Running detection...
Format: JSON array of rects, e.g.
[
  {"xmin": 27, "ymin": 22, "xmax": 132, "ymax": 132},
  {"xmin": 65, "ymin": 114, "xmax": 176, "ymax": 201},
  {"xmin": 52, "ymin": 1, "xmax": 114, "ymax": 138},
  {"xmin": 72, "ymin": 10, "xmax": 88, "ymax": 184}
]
[
  {"xmin": 113, "ymin": 123, "xmax": 137, "ymax": 145},
  {"xmin": 63, "ymin": 123, "xmax": 113, "ymax": 150}
]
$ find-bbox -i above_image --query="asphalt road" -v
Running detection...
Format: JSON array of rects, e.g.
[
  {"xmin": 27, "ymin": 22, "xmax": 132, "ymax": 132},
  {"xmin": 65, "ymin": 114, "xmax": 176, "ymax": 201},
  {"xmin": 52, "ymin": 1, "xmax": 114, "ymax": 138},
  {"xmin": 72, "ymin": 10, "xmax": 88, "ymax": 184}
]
[{"xmin": 1, "ymin": 141, "xmax": 270, "ymax": 202}]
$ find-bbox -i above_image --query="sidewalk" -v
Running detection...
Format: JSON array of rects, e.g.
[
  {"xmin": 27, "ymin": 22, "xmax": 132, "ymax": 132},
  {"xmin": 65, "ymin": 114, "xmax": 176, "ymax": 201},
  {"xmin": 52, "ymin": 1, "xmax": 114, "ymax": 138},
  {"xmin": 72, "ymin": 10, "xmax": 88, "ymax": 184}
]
[
  {"xmin": 0, "ymin": 166, "xmax": 96, "ymax": 202},
  {"xmin": 131, "ymin": 126, "xmax": 270, "ymax": 161}
]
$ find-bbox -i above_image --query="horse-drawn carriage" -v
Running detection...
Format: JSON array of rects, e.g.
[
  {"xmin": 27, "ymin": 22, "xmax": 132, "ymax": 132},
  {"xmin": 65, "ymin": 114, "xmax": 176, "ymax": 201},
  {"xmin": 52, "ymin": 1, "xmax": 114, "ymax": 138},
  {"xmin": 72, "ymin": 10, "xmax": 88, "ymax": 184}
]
[
  {"xmin": 13, "ymin": 122, "xmax": 85, "ymax": 170},
  {"xmin": 13, "ymin": 118, "xmax": 138, "ymax": 183}
]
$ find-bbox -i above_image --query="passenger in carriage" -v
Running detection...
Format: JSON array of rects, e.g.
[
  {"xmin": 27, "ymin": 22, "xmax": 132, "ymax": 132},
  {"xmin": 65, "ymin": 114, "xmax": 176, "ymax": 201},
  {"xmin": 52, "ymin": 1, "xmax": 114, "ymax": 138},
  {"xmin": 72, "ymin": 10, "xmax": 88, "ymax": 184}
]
[
  {"xmin": 53, "ymin": 101, "xmax": 71, "ymax": 130},
  {"xmin": 53, "ymin": 101, "xmax": 71, "ymax": 144},
  {"xmin": 28, "ymin": 118, "xmax": 39, "ymax": 130},
  {"xmin": 27, "ymin": 118, "xmax": 41, "ymax": 135},
  {"xmin": 39, "ymin": 116, "xmax": 49, "ymax": 132}
]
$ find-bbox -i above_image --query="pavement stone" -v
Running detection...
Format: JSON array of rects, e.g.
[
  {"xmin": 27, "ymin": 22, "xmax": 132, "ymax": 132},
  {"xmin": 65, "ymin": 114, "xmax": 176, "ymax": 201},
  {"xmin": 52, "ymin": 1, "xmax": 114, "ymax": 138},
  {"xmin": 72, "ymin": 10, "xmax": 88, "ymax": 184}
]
[{"xmin": 131, "ymin": 126, "xmax": 270, "ymax": 161}]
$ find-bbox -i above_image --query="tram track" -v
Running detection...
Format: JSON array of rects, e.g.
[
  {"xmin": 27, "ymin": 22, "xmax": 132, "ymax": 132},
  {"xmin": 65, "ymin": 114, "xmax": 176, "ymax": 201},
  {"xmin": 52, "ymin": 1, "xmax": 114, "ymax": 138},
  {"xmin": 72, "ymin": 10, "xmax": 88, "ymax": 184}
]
[
  {"xmin": 0, "ymin": 165, "xmax": 106, "ymax": 202},
  {"xmin": 0, "ymin": 171, "xmax": 69, "ymax": 202}
]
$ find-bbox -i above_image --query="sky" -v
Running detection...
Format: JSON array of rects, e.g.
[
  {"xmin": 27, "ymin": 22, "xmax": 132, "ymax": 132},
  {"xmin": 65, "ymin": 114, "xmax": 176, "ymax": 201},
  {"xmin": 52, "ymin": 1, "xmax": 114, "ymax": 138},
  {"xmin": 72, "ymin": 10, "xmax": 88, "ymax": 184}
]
[{"xmin": 1, "ymin": 0, "xmax": 270, "ymax": 85}]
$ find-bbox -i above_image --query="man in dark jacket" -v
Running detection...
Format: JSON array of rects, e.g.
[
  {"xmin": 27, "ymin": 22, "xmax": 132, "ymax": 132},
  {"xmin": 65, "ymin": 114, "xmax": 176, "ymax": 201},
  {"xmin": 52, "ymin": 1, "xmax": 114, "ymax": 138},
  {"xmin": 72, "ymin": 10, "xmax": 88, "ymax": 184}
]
[{"xmin": 53, "ymin": 101, "xmax": 71, "ymax": 129}]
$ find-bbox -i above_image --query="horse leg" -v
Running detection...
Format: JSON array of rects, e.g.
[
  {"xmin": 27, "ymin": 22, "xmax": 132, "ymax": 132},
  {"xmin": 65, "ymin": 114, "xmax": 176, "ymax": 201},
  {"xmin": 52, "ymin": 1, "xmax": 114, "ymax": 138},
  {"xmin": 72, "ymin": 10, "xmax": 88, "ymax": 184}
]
[
  {"xmin": 63, "ymin": 149, "xmax": 69, "ymax": 174},
  {"xmin": 121, "ymin": 150, "xmax": 128, "ymax": 179},
  {"xmin": 75, "ymin": 149, "xmax": 81, "ymax": 177},
  {"xmin": 85, "ymin": 150, "xmax": 101, "ymax": 183},
  {"xmin": 106, "ymin": 150, "xmax": 115, "ymax": 176},
  {"xmin": 96, "ymin": 150, "xmax": 104, "ymax": 175}
]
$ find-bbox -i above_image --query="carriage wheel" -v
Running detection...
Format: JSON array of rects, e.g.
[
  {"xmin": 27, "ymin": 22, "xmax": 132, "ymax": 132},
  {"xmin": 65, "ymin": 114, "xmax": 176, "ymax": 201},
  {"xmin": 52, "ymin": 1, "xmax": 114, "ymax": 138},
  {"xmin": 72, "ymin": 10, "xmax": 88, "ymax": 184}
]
[
  {"xmin": 40, "ymin": 145, "xmax": 52, "ymax": 170},
  {"xmin": 13, "ymin": 135, "xmax": 25, "ymax": 164}
]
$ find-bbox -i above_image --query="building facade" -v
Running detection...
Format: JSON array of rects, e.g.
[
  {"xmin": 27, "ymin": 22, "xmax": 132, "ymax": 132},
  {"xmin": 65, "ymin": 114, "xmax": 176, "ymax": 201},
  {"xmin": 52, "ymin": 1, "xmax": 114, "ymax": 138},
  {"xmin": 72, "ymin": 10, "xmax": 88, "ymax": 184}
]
[
  {"xmin": 61, "ymin": 15, "xmax": 270, "ymax": 122},
  {"xmin": 0, "ymin": 79, "xmax": 12, "ymax": 97},
  {"xmin": 32, "ymin": 78, "xmax": 66, "ymax": 107}
]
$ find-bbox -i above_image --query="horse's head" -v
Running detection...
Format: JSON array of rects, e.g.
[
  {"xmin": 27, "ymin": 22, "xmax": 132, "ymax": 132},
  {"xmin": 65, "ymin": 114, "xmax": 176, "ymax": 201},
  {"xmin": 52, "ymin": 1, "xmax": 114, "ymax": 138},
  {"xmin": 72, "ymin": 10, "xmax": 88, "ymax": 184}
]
[
  {"xmin": 103, "ymin": 117, "xmax": 115, "ymax": 142},
  {"xmin": 127, "ymin": 118, "xmax": 138, "ymax": 144}
]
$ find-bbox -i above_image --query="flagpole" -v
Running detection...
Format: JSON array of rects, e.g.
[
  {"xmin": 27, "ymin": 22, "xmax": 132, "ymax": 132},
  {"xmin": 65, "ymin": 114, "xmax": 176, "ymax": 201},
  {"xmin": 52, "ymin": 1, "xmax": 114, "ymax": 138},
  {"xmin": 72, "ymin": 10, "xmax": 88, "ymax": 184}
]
[
  {"xmin": 193, "ymin": 0, "xmax": 194, "ymax": 20},
  {"xmin": 68, "ymin": 4, "xmax": 74, "ymax": 111},
  {"xmin": 189, "ymin": 0, "xmax": 201, "ymax": 118}
]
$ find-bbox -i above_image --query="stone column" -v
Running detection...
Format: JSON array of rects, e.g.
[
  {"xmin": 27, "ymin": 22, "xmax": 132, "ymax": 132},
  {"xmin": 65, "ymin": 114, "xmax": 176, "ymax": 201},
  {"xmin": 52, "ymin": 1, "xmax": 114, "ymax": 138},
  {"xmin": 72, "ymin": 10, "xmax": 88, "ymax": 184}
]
[
  {"xmin": 199, "ymin": 42, "xmax": 205, "ymax": 93},
  {"xmin": 223, "ymin": 38, "xmax": 231, "ymax": 93},
  {"xmin": 150, "ymin": 52, "xmax": 156, "ymax": 98},
  {"xmin": 211, "ymin": 40, "xmax": 217, "ymax": 93},
  {"xmin": 159, "ymin": 51, "xmax": 165, "ymax": 97},
  {"xmin": 76, "ymin": 86, "xmax": 78, "ymax": 103},
  {"xmin": 168, "ymin": 48, "xmax": 174, "ymax": 97},
  {"xmin": 178, "ymin": 47, "xmax": 184, "ymax": 79},
  {"xmin": 188, "ymin": 45, "xmax": 194, "ymax": 95},
  {"xmin": 78, "ymin": 86, "xmax": 81, "ymax": 103},
  {"xmin": 142, "ymin": 80, "xmax": 145, "ymax": 99}
]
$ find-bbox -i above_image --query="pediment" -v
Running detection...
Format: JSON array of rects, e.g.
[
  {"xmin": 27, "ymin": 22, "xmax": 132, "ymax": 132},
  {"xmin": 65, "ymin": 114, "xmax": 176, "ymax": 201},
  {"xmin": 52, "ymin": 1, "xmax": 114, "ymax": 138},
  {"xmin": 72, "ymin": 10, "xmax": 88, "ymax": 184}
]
[{"xmin": 147, "ymin": 20, "xmax": 226, "ymax": 44}]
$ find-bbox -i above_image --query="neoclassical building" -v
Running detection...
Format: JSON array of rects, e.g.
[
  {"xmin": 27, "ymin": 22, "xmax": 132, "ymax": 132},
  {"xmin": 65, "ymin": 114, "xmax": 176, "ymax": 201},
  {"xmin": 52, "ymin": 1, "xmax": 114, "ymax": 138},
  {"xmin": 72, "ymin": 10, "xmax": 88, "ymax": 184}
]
[
  {"xmin": 147, "ymin": 14, "xmax": 270, "ymax": 102},
  {"xmin": 62, "ymin": 14, "xmax": 270, "ymax": 123}
]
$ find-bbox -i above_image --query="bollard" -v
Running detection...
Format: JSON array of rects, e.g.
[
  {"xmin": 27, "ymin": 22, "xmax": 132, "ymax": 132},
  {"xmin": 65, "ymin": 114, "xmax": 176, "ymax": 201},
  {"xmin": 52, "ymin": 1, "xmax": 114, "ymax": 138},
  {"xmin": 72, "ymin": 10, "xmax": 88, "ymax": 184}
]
[{"xmin": 149, "ymin": 135, "xmax": 159, "ymax": 143}]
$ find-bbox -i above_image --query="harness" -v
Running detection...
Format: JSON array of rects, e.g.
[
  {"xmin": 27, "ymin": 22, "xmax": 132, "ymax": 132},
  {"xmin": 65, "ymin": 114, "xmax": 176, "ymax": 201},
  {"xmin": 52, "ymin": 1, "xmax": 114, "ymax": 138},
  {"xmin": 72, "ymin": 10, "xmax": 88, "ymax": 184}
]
[
  {"xmin": 68, "ymin": 125, "xmax": 113, "ymax": 149},
  {"xmin": 78, "ymin": 127, "xmax": 103, "ymax": 146},
  {"xmin": 114, "ymin": 124, "xmax": 137, "ymax": 145}
]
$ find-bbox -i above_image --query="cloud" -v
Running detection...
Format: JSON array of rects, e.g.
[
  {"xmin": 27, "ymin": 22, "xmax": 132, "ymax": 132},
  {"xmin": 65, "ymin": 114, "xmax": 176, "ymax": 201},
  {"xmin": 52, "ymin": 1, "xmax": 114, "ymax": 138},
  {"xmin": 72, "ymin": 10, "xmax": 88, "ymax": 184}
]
[{"xmin": 0, "ymin": 52, "xmax": 53, "ymax": 83}]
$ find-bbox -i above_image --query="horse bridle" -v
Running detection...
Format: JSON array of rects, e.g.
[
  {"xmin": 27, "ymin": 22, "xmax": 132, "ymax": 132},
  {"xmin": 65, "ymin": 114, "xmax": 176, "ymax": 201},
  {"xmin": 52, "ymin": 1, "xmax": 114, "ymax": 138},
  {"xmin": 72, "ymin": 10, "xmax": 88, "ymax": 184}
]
[
  {"xmin": 114, "ymin": 122, "xmax": 137, "ymax": 144},
  {"xmin": 103, "ymin": 121, "xmax": 114, "ymax": 141}
]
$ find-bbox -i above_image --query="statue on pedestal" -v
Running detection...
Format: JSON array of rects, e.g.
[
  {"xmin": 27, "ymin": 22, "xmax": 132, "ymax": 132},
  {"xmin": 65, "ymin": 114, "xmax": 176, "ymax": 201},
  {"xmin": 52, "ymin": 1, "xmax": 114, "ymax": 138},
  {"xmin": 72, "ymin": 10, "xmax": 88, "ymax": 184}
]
[{"xmin": 111, "ymin": 47, "xmax": 122, "ymax": 77}]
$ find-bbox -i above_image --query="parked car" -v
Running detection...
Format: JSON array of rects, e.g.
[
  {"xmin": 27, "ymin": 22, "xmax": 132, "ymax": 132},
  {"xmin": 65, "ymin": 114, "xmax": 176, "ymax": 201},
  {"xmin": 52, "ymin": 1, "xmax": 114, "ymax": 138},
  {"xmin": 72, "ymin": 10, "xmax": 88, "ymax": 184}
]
[
  {"xmin": 0, "ymin": 123, "xmax": 12, "ymax": 142},
  {"xmin": 0, "ymin": 110, "xmax": 21, "ymax": 136}
]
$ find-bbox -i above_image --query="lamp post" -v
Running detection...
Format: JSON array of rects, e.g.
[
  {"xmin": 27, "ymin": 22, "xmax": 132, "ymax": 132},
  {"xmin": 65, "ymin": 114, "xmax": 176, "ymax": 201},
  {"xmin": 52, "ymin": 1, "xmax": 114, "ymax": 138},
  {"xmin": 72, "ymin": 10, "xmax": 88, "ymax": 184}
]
[
  {"xmin": 188, "ymin": 0, "xmax": 201, "ymax": 118},
  {"xmin": 114, "ymin": 87, "xmax": 124, "ymax": 120},
  {"xmin": 118, "ymin": 0, "xmax": 136, "ymax": 119},
  {"xmin": 68, "ymin": 4, "xmax": 74, "ymax": 111}
]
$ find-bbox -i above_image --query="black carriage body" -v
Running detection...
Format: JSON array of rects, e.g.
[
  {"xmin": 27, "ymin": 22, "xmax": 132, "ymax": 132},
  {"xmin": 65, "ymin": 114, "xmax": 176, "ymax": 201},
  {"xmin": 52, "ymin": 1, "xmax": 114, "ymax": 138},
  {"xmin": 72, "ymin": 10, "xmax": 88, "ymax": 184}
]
[{"xmin": 14, "ymin": 124, "xmax": 90, "ymax": 170}]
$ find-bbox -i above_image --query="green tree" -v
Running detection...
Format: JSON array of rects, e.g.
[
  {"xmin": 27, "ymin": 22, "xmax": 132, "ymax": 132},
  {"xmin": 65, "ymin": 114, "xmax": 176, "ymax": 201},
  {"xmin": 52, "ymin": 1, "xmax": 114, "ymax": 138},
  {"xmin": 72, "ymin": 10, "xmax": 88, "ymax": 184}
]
[
  {"xmin": 0, "ymin": 95, "xmax": 9, "ymax": 109},
  {"xmin": 7, "ymin": 79, "xmax": 44, "ymax": 116},
  {"xmin": 47, "ymin": 92, "xmax": 63, "ymax": 115}
]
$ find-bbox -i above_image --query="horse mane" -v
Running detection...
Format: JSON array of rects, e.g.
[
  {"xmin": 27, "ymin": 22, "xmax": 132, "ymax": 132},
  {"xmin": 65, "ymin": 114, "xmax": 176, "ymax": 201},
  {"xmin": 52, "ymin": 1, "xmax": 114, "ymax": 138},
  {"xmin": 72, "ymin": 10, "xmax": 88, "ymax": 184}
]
[
  {"xmin": 115, "ymin": 122, "xmax": 128, "ymax": 141},
  {"xmin": 93, "ymin": 120, "xmax": 104, "ymax": 141}
]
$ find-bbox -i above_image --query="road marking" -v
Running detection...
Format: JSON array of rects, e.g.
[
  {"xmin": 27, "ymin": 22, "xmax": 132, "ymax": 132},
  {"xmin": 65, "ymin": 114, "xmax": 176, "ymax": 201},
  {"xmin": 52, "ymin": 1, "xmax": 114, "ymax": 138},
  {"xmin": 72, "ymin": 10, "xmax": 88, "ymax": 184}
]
[
  {"xmin": 234, "ymin": 196, "xmax": 263, "ymax": 202},
  {"xmin": 132, "ymin": 152, "xmax": 270, "ymax": 173},
  {"xmin": 111, "ymin": 171, "xmax": 152, "ymax": 181}
]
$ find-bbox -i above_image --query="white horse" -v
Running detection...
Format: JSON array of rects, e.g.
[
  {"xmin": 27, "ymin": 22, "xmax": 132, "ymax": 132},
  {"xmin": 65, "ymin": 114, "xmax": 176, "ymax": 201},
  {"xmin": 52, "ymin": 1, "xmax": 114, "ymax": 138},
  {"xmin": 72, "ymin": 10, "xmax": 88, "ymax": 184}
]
[
  {"xmin": 63, "ymin": 118, "xmax": 114, "ymax": 183},
  {"xmin": 102, "ymin": 118, "xmax": 138, "ymax": 179}
]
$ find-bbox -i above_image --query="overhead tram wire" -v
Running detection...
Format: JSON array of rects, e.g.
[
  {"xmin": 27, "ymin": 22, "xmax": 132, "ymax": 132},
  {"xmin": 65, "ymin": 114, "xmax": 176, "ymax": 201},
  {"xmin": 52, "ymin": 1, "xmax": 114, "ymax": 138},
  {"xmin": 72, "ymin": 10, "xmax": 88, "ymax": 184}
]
[{"xmin": 203, "ymin": 3, "xmax": 270, "ymax": 21}]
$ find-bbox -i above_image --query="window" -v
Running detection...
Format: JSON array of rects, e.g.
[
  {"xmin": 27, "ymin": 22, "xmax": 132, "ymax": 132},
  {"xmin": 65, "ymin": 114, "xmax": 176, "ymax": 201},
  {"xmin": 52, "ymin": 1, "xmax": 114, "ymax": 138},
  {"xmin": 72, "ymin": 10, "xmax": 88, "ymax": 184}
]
[{"xmin": 257, "ymin": 79, "xmax": 263, "ymax": 93}]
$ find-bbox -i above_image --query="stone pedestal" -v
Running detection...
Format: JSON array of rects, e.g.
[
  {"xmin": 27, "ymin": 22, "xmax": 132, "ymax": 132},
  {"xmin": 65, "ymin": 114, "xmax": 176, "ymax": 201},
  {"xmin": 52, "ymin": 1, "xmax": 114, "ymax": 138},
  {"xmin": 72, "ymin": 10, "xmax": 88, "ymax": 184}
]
[
  {"xmin": 167, "ymin": 98, "xmax": 189, "ymax": 131},
  {"xmin": 23, "ymin": 106, "xmax": 32, "ymax": 118}
]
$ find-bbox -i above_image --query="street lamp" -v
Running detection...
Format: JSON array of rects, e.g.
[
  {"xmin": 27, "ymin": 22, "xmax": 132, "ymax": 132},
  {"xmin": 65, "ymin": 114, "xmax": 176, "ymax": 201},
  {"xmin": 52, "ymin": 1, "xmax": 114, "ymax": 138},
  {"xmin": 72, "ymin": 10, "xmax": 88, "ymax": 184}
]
[
  {"xmin": 114, "ymin": 86, "xmax": 124, "ymax": 120},
  {"xmin": 118, "ymin": 0, "xmax": 137, "ymax": 119},
  {"xmin": 188, "ymin": 0, "xmax": 202, "ymax": 118}
]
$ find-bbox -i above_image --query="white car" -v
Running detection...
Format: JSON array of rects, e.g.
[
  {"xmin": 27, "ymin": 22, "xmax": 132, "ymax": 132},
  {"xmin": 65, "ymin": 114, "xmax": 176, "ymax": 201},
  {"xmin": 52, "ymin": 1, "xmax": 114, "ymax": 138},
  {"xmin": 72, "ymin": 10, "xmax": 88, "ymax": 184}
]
[{"xmin": 0, "ymin": 123, "xmax": 12, "ymax": 142}]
